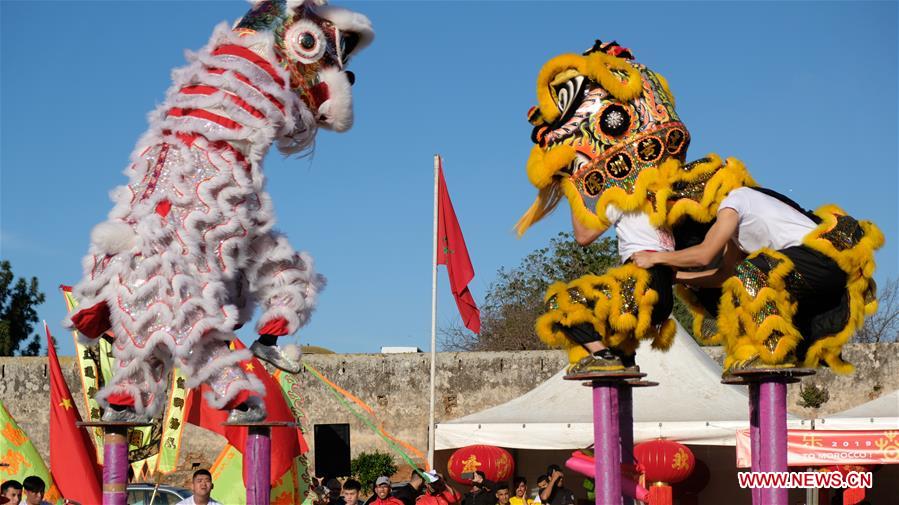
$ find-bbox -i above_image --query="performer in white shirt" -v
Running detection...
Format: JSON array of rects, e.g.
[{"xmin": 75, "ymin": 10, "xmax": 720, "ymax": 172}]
[{"xmin": 634, "ymin": 187, "xmax": 882, "ymax": 374}]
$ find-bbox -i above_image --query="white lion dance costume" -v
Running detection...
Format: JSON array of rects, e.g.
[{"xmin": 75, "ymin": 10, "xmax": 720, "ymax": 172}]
[
  {"xmin": 516, "ymin": 41, "xmax": 882, "ymax": 376},
  {"xmin": 65, "ymin": 0, "xmax": 373, "ymax": 421}
]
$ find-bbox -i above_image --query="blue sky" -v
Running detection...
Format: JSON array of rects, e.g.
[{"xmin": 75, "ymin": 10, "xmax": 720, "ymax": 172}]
[{"xmin": 1, "ymin": 1, "xmax": 896, "ymax": 357}]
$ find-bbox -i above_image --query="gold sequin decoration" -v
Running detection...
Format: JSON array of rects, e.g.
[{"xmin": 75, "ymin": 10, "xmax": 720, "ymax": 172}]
[
  {"xmin": 756, "ymin": 300, "xmax": 778, "ymax": 326},
  {"xmin": 700, "ymin": 317, "xmax": 719, "ymax": 341},
  {"xmin": 567, "ymin": 287, "xmax": 588, "ymax": 305},
  {"xmin": 620, "ymin": 277, "xmax": 638, "ymax": 314},
  {"xmin": 784, "ymin": 269, "xmax": 807, "ymax": 293},
  {"xmin": 820, "ymin": 215, "xmax": 862, "ymax": 251},
  {"xmin": 545, "ymin": 294, "xmax": 559, "ymax": 312},
  {"xmin": 864, "ymin": 279, "xmax": 877, "ymax": 305},
  {"xmin": 597, "ymin": 285, "xmax": 613, "ymax": 301},
  {"xmin": 764, "ymin": 330, "xmax": 784, "ymax": 353},
  {"xmin": 670, "ymin": 159, "xmax": 716, "ymax": 201},
  {"xmin": 735, "ymin": 260, "xmax": 769, "ymax": 299}
]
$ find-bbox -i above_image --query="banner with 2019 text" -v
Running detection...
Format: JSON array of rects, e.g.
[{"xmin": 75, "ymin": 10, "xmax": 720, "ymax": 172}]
[{"xmin": 736, "ymin": 429, "xmax": 899, "ymax": 467}]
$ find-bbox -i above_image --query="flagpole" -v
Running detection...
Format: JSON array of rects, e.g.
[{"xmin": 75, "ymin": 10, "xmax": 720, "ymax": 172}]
[{"xmin": 428, "ymin": 154, "xmax": 439, "ymax": 469}]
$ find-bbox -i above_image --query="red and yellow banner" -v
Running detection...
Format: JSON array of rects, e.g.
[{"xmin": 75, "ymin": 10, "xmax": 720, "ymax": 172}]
[
  {"xmin": 0, "ymin": 401, "xmax": 63, "ymax": 504},
  {"xmin": 736, "ymin": 429, "xmax": 899, "ymax": 467}
]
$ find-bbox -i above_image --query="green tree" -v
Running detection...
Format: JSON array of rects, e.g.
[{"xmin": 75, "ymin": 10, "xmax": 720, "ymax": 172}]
[
  {"xmin": 0, "ymin": 260, "xmax": 46, "ymax": 356},
  {"xmin": 351, "ymin": 451, "xmax": 397, "ymax": 491},
  {"xmin": 442, "ymin": 232, "xmax": 695, "ymax": 351}
]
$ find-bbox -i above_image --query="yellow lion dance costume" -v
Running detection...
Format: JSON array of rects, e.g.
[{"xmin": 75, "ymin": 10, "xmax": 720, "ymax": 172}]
[{"xmin": 516, "ymin": 41, "xmax": 882, "ymax": 375}]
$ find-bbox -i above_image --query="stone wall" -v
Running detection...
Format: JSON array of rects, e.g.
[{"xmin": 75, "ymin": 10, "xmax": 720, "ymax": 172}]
[
  {"xmin": 1, "ymin": 344, "xmax": 896, "ymax": 485},
  {"xmin": 0, "ymin": 350, "xmax": 567, "ymax": 484}
]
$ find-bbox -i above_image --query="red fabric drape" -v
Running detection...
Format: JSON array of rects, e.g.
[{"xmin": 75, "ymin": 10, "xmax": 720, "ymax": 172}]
[
  {"xmin": 47, "ymin": 324, "xmax": 102, "ymax": 504},
  {"xmin": 184, "ymin": 339, "xmax": 306, "ymax": 484}
]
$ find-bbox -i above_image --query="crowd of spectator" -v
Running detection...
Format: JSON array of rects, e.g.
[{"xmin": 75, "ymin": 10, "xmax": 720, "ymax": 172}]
[
  {"xmin": 459, "ymin": 466, "xmax": 574, "ymax": 505},
  {"xmin": 306, "ymin": 464, "xmax": 574, "ymax": 505},
  {"xmin": 2, "ymin": 462, "xmax": 575, "ymax": 505}
]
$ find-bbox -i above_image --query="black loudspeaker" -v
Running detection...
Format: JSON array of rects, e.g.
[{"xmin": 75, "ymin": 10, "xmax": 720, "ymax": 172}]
[{"xmin": 314, "ymin": 423, "xmax": 351, "ymax": 477}]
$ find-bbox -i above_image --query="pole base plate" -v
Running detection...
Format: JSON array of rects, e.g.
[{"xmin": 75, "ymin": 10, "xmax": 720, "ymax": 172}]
[{"xmin": 722, "ymin": 367, "xmax": 816, "ymax": 385}]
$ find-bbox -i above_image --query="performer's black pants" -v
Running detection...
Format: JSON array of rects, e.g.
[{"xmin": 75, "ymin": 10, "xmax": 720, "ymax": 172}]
[{"xmin": 747, "ymin": 245, "xmax": 848, "ymax": 359}]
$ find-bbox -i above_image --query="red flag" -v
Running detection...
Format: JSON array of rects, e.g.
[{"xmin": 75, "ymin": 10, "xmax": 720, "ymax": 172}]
[
  {"xmin": 436, "ymin": 157, "xmax": 481, "ymax": 333},
  {"xmin": 46, "ymin": 323, "xmax": 102, "ymax": 504},
  {"xmin": 184, "ymin": 339, "xmax": 306, "ymax": 484}
]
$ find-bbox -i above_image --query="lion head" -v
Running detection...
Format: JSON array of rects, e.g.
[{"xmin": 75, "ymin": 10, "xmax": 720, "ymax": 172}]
[
  {"xmin": 235, "ymin": 0, "xmax": 374, "ymax": 133},
  {"xmin": 517, "ymin": 41, "xmax": 690, "ymax": 235}
]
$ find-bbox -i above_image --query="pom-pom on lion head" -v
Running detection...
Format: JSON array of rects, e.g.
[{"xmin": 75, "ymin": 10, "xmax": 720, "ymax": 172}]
[
  {"xmin": 235, "ymin": 0, "xmax": 374, "ymax": 132},
  {"xmin": 516, "ymin": 41, "xmax": 689, "ymax": 236}
]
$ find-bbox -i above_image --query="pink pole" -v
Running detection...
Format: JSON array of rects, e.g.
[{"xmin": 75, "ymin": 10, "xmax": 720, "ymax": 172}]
[
  {"xmin": 758, "ymin": 380, "xmax": 788, "ymax": 504},
  {"xmin": 749, "ymin": 384, "xmax": 761, "ymax": 505},
  {"xmin": 618, "ymin": 387, "xmax": 633, "ymax": 466},
  {"xmin": 246, "ymin": 426, "xmax": 272, "ymax": 505},
  {"xmin": 102, "ymin": 427, "xmax": 128, "ymax": 505},
  {"xmin": 618, "ymin": 386, "xmax": 635, "ymax": 505},
  {"xmin": 592, "ymin": 383, "xmax": 622, "ymax": 505}
]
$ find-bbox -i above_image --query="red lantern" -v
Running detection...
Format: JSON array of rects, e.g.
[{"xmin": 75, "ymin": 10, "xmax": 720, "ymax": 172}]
[
  {"xmin": 634, "ymin": 439, "xmax": 695, "ymax": 505},
  {"xmin": 447, "ymin": 445, "xmax": 515, "ymax": 485}
]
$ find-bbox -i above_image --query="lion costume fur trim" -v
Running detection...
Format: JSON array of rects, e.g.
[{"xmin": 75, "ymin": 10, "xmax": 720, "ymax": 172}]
[
  {"xmin": 536, "ymin": 264, "xmax": 676, "ymax": 364},
  {"xmin": 658, "ymin": 154, "xmax": 757, "ymax": 226},
  {"xmin": 516, "ymin": 151, "xmax": 665, "ymax": 237},
  {"xmin": 535, "ymin": 52, "xmax": 643, "ymax": 125},
  {"xmin": 517, "ymin": 153, "xmax": 753, "ymax": 237},
  {"xmin": 717, "ymin": 249, "xmax": 802, "ymax": 372}
]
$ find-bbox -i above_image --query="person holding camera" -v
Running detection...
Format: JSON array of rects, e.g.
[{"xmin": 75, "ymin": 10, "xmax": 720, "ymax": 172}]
[
  {"xmin": 538, "ymin": 466, "xmax": 573, "ymax": 505},
  {"xmin": 462, "ymin": 471, "xmax": 494, "ymax": 505}
]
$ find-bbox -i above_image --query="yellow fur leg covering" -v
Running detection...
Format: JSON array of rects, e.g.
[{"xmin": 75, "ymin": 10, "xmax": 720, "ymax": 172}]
[
  {"xmin": 536, "ymin": 280, "xmax": 601, "ymax": 364},
  {"xmin": 535, "ymin": 265, "xmax": 675, "ymax": 364},
  {"xmin": 718, "ymin": 249, "xmax": 802, "ymax": 369},
  {"xmin": 798, "ymin": 207, "xmax": 884, "ymax": 374}
]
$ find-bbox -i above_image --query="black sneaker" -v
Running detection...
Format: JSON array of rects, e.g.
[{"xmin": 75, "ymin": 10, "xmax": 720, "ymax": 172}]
[{"xmin": 610, "ymin": 348, "xmax": 640, "ymax": 372}]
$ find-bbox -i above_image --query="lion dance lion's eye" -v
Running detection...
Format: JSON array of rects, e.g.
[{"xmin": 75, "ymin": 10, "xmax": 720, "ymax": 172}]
[
  {"xmin": 599, "ymin": 104, "xmax": 630, "ymax": 137},
  {"xmin": 285, "ymin": 20, "xmax": 327, "ymax": 64}
]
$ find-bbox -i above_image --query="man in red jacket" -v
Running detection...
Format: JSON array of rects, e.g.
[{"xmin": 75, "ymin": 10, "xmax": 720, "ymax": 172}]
[
  {"xmin": 370, "ymin": 477, "xmax": 404, "ymax": 505},
  {"xmin": 417, "ymin": 472, "xmax": 460, "ymax": 505}
]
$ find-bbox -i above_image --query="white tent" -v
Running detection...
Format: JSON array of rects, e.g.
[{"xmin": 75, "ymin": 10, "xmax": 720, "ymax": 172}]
[
  {"xmin": 436, "ymin": 325, "xmax": 813, "ymax": 450},
  {"xmin": 816, "ymin": 389, "xmax": 899, "ymax": 430}
]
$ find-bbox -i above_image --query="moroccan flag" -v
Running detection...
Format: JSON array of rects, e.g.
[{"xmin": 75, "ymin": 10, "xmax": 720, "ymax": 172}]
[
  {"xmin": 184, "ymin": 338, "xmax": 306, "ymax": 484},
  {"xmin": 0, "ymin": 400, "xmax": 63, "ymax": 503},
  {"xmin": 437, "ymin": 157, "xmax": 481, "ymax": 333},
  {"xmin": 47, "ymin": 323, "xmax": 102, "ymax": 504}
]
